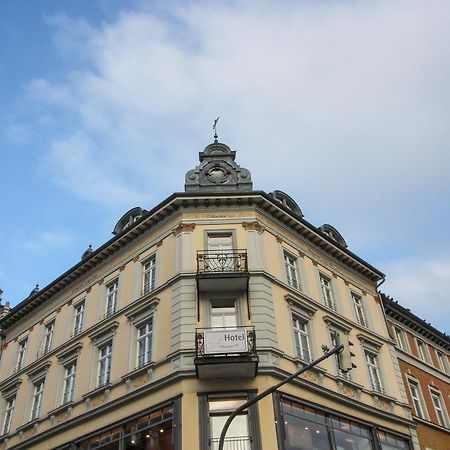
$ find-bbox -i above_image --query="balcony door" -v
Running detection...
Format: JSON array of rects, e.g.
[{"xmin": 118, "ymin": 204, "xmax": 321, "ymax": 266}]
[
  {"xmin": 207, "ymin": 233, "xmax": 233, "ymax": 253},
  {"xmin": 210, "ymin": 299, "xmax": 237, "ymax": 328}
]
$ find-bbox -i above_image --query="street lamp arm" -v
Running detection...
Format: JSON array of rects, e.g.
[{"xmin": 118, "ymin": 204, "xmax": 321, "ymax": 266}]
[{"xmin": 218, "ymin": 344, "xmax": 343, "ymax": 450}]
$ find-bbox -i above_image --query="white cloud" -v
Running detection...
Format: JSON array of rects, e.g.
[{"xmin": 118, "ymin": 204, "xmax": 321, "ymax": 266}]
[{"xmin": 382, "ymin": 257, "xmax": 450, "ymax": 333}]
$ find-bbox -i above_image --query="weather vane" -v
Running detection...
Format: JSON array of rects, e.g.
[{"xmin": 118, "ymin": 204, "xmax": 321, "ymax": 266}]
[{"xmin": 213, "ymin": 117, "xmax": 220, "ymax": 142}]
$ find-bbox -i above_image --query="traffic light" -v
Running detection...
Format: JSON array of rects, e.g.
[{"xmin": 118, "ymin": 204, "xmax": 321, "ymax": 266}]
[{"xmin": 337, "ymin": 333, "xmax": 356, "ymax": 373}]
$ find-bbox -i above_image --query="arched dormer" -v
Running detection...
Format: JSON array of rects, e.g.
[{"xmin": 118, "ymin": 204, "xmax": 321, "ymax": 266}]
[
  {"xmin": 269, "ymin": 190, "xmax": 303, "ymax": 217},
  {"xmin": 112, "ymin": 207, "xmax": 147, "ymax": 235},
  {"xmin": 319, "ymin": 224, "xmax": 347, "ymax": 248}
]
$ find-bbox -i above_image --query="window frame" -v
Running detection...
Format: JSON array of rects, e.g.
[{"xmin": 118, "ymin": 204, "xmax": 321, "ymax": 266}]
[
  {"xmin": 393, "ymin": 326, "xmax": 409, "ymax": 352},
  {"xmin": 319, "ymin": 273, "xmax": 335, "ymax": 310},
  {"xmin": 284, "ymin": 251, "xmax": 300, "ymax": 290},
  {"xmin": 352, "ymin": 292, "xmax": 368, "ymax": 327},
  {"xmin": 98, "ymin": 342, "xmax": 113, "ymax": 387},
  {"xmin": 365, "ymin": 350, "xmax": 383, "ymax": 393},
  {"xmin": 2, "ymin": 395, "xmax": 15, "ymax": 435},
  {"xmin": 30, "ymin": 378, "xmax": 45, "ymax": 421},
  {"xmin": 73, "ymin": 300, "xmax": 85, "ymax": 336},
  {"xmin": 62, "ymin": 362, "xmax": 77, "ymax": 404},
  {"xmin": 292, "ymin": 315, "xmax": 311, "ymax": 362},
  {"xmin": 429, "ymin": 388, "xmax": 448, "ymax": 427},
  {"xmin": 16, "ymin": 338, "xmax": 28, "ymax": 371},
  {"xmin": 415, "ymin": 338, "xmax": 430, "ymax": 363},
  {"xmin": 435, "ymin": 350, "xmax": 449, "ymax": 373},
  {"xmin": 142, "ymin": 255, "xmax": 156, "ymax": 296},
  {"xmin": 105, "ymin": 279, "xmax": 119, "ymax": 317},
  {"xmin": 43, "ymin": 320, "xmax": 56, "ymax": 354},
  {"xmin": 136, "ymin": 320, "xmax": 153, "ymax": 368},
  {"xmin": 406, "ymin": 377, "xmax": 427, "ymax": 419}
]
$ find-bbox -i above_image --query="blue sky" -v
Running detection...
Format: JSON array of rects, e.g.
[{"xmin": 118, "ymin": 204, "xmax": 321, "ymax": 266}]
[{"xmin": 0, "ymin": 0, "xmax": 449, "ymax": 332}]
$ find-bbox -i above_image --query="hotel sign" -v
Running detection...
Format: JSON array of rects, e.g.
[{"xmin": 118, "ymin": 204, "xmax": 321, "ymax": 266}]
[{"xmin": 204, "ymin": 329, "xmax": 248, "ymax": 354}]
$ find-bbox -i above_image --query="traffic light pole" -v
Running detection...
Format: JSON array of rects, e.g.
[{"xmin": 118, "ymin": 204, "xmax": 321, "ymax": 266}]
[{"xmin": 218, "ymin": 344, "xmax": 344, "ymax": 450}]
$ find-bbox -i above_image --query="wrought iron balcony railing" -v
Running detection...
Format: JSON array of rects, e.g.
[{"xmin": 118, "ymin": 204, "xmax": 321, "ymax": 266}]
[
  {"xmin": 195, "ymin": 326, "xmax": 256, "ymax": 358},
  {"xmin": 197, "ymin": 250, "xmax": 248, "ymax": 275},
  {"xmin": 210, "ymin": 436, "xmax": 251, "ymax": 450}
]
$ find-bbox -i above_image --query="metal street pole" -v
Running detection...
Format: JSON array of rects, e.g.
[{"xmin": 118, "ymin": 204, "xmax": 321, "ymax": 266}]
[{"xmin": 218, "ymin": 344, "xmax": 343, "ymax": 450}]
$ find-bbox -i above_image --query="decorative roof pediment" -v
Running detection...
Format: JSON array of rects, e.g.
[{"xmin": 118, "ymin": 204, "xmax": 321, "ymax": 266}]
[{"xmin": 185, "ymin": 141, "xmax": 252, "ymax": 192}]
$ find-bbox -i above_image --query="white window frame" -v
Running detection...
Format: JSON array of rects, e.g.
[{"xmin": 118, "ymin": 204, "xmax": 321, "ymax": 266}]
[
  {"xmin": 393, "ymin": 326, "xmax": 408, "ymax": 352},
  {"xmin": 105, "ymin": 279, "xmax": 119, "ymax": 317},
  {"xmin": 407, "ymin": 378, "xmax": 427, "ymax": 419},
  {"xmin": 352, "ymin": 293, "xmax": 367, "ymax": 327},
  {"xmin": 142, "ymin": 256, "xmax": 156, "ymax": 295},
  {"xmin": 209, "ymin": 299, "xmax": 238, "ymax": 329},
  {"xmin": 416, "ymin": 338, "xmax": 430, "ymax": 363},
  {"xmin": 2, "ymin": 396, "xmax": 15, "ymax": 435},
  {"xmin": 284, "ymin": 251, "xmax": 300, "ymax": 290},
  {"xmin": 429, "ymin": 388, "xmax": 448, "ymax": 427},
  {"xmin": 98, "ymin": 342, "xmax": 112, "ymax": 387},
  {"xmin": 30, "ymin": 378, "xmax": 45, "ymax": 421},
  {"xmin": 435, "ymin": 350, "xmax": 449, "ymax": 374},
  {"xmin": 292, "ymin": 315, "xmax": 311, "ymax": 362},
  {"xmin": 62, "ymin": 362, "xmax": 77, "ymax": 404},
  {"xmin": 365, "ymin": 350, "xmax": 383, "ymax": 393},
  {"xmin": 73, "ymin": 301, "xmax": 85, "ymax": 336},
  {"xmin": 136, "ymin": 320, "xmax": 153, "ymax": 368},
  {"xmin": 320, "ymin": 273, "xmax": 335, "ymax": 310},
  {"xmin": 43, "ymin": 320, "xmax": 55, "ymax": 354},
  {"xmin": 16, "ymin": 338, "xmax": 28, "ymax": 371}
]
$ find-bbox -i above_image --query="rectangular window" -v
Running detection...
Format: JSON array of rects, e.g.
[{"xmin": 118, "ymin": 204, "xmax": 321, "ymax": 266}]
[
  {"xmin": 43, "ymin": 321, "xmax": 55, "ymax": 354},
  {"xmin": 2, "ymin": 396, "xmax": 15, "ymax": 435},
  {"xmin": 293, "ymin": 316, "xmax": 311, "ymax": 362},
  {"xmin": 106, "ymin": 280, "xmax": 119, "ymax": 317},
  {"xmin": 207, "ymin": 233, "xmax": 233, "ymax": 253},
  {"xmin": 436, "ymin": 350, "xmax": 448, "ymax": 373},
  {"xmin": 329, "ymin": 330, "xmax": 350, "ymax": 379},
  {"xmin": 430, "ymin": 389, "xmax": 448, "ymax": 427},
  {"xmin": 407, "ymin": 379, "xmax": 426, "ymax": 419},
  {"xmin": 284, "ymin": 252, "xmax": 299, "ymax": 289},
  {"xmin": 73, "ymin": 301, "xmax": 85, "ymax": 336},
  {"xmin": 62, "ymin": 362, "xmax": 77, "ymax": 404},
  {"xmin": 137, "ymin": 321, "xmax": 153, "ymax": 367},
  {"xmin": 142, "ymin": 256, "xmax": 156, "ymax": 295},
  {"xmin": 365, "ymin": 350, "xmax": 383, "ymax": 392},
  {"xmin": 209, "ymin": 398, "xmax": 250, "ymax": 450},
  {"xmin": 210, "ymin": 300, "xmax": 237, "ymax": 328},
  {"xmin": 394, "ymin": 326, "xmax": 408, "ymax": 352},
  {"xmin": 30, "ymin": 379, "xmax": 45, "ymax": 421},
  {"xmin": 320, "ymin": 274, "xmax": 335, "ymax": 309},
  {"xmin": 16, "ymin": 338, "xmax": 28, "ymax": 371},
  {"xmin": 98, "ymin": 343, "xmax": 112, "ymax": 387},
  {"xmin": 352, "ymin": 293, "xmax": 367, "ymax": 327},
  {"xmin": 416, "ymin": 339, "xmax": 429, "ymax": 363}
]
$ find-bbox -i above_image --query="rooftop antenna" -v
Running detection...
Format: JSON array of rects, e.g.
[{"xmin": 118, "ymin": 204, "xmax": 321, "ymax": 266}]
[{"xmin": 213, "ymin": 117, "xmax": 220, "ymax": 142}]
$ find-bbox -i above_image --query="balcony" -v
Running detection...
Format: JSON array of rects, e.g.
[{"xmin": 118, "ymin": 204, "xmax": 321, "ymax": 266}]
[
  {"xmin": 196, "ymin": 250, "xmax": 249, "ymax": 291},
  {"xmin": 210, "ymin": 436, "xmax": 251, "ymax": 450},
  {"xmin": 194, "ymin": 326, "xmax": 258, "ymax": 379}
]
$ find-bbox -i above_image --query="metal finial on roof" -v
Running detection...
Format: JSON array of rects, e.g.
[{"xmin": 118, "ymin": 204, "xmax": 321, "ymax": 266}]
[{"xmin": 213, "ymin": 117, "xmax": 220, "ymax": 142}]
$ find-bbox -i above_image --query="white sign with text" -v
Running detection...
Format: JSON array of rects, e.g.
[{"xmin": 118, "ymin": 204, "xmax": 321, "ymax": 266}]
[{"xmin": 204, "ymin": 329, "xmax": 248, "ymax": 354}]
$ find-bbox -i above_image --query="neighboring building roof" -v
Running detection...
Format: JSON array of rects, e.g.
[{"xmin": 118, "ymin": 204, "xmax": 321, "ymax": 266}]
[{"xmin": 381, "ymin": 293, "xmax": 450, "ymax": 350}]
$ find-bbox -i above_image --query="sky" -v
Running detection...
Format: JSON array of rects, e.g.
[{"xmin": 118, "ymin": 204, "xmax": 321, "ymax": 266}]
[{"xmin": 0, "ymin": 0, "xmax": 449, "ymax": 332}]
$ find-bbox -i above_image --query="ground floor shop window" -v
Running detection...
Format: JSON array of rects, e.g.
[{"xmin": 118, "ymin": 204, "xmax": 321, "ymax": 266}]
[
  {"xmin": 275, "ymin": 393, "xmax": 411, "ymax": 450},
  {"xmin": 56, "ymin": 398, "xmax": 180, "ymax": 450}
]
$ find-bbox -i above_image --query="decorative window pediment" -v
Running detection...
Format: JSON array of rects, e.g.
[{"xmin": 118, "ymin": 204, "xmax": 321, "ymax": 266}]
[
  {"xmin": 285, "ymin": 295, "xmax": 317, "ymax": 319},
  {"xmin": 125, "ymin": 297, "xmax": 160, "ymax": 326},
  {"xmin": 357, "ymin": 334, "xmax": 382, "ymax": 351},
  {"xmin": 26, "ymin": 361, "xmax": 51, "ymax": 384},
  {"xmin": 323, "ymin": 316, "xmax": 351, "ymax": 334},
  {"xmin": 88, "ymin": 321, "xmax": 119, "ymax": 346},
  {"xmin": 56, "ymin": 343, "xmax": 83, "ymax": 366}
]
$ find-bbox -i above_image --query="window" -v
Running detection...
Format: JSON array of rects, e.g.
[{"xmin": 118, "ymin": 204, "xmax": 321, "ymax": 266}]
[
  {"xmin": 329, "ymin": 330, "xmax": 350, "ymax": 379},
  {"xmin": 407, "ymin": 379, "xmax": 426, "ymax": 419},
  {"xmin": 137, "ymin": 320, "xmax": 153, "ymax": 368},
  {"xmin": 208, "ymin": 397, "xmax": 250, "ymax": 450},
  {"xmin": 320, "ymin": 274, "xmax": 335, "ymax": 309},
  {"xmin": 16, "ymin": 338, "xmax": 28, "ymax": 371},
  {"xmin": 352, "ymin": 293, "xmax": 367, "ymax": 327},
  {"xmin": 43, "ymin": 320, "xmax": 55, "ymax": 354},
  {"xmin": 430, "ymin": 389, "xmax": 448, "ymax": 427},
  {"xmin": 284, "ymin": 252, "xmax": 299, "ymax": 289},
  {"xmin": 365, "ymin": 350, "xmax": 383, "ymax": 392},
  {"xmin": 98, "ymin": 343, "xmax": 112, "ymax": 387},
  {"xmin": 106, "ymin": 279, "xmax": 119, "ymax": 317},
  {"xmin": 73, "ymin": 301, "xmax": 85, "ymax": 336},
  {"xmin": 210, "ymin": 300, "xmax": 237, "ymax": 328},
  {"xmin": 436, "ymin": 350, "xmax": 449, "ymax": 373},
  {"xmin": 62, "ymin": 362, "xmax": 77, "ymax": 404},
  {"xmin": 207, "ymin": 233, "xmax": 233, "ymax": 253},
  {"xmin": 2, "ymin": 396, "xmax": 15, "ymax": 435},
  {"xmin": 142, "ymin": 256, "xmax": 156, "ymax": 295},
  {"xmin": 293, "ymin": 316, "xmax": 311, "ymax": 362},
  {"xmin": 416, "ymin": 339, "xmax": 430, "ymax": 363},
  {"xmin": 394, "ymin": 326, "xmax": 408, "ymax": 352},
  {"xmin": 30, "ymin": 378, "xmax": 45, "ymax": 420}
]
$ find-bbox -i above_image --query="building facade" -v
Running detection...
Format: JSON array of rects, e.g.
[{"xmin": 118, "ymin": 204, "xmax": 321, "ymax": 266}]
[
  {"xmin": 0, "ymin": 140, "xmax": 417, "ymax": 449},
  {"xmin": 382, "ymin": 294, "xmax": 450, "ymax": 450}
]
